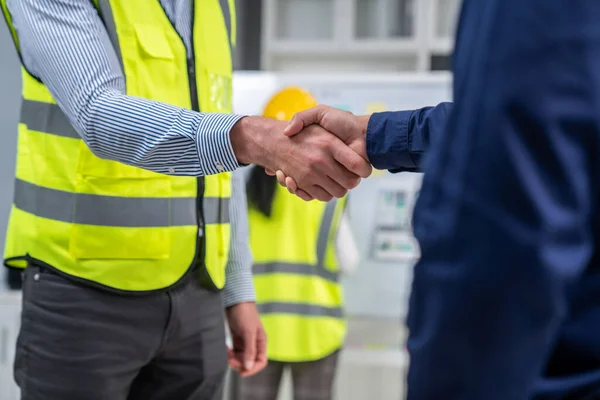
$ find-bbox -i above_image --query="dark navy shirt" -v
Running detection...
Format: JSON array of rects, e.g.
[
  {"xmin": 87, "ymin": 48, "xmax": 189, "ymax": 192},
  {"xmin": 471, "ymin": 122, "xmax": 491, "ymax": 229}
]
[{"xmin": 366, "ymin": 1, "xmax": 600, "ymax": 398}]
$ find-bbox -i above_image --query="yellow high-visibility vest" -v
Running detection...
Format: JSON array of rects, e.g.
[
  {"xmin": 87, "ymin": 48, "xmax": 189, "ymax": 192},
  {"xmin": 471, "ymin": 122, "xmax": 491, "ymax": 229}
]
[
  {"xmin": 0, "ymin": 0, "xmax": 236, "ymax": 292},
  {"xmin": 248, "ymin": 184, "xmax": 348, "ymax": 362}
]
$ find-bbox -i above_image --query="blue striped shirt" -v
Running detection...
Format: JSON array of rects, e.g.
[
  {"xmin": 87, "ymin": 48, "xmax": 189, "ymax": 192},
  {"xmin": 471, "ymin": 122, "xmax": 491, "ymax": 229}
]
[{"xmin": 6, "ymin": 0, "xmax": 254, "ymax": 307}]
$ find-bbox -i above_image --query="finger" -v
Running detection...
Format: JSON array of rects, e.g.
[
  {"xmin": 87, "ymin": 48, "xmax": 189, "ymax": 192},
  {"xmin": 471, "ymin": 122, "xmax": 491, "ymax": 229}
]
[
  {"xmin": 251, "ymin": 329, "xmax": 268, "ymax": 374},
  {"xmin": 241, "ymin": 356, "xmax": 268, "ymax": 377},
  {"xmin": 242, "ymin": 333, "xmax": 257, "ymax": 372},
  {"xmin": 227, "ymin": 348, "xmax": 243, "ymax": 371},
  {"xmin": 331, "ymin": 143, "xmax": 373, "ymax": 179},
  {"xmin": 249, "ymin": 358, "xmax": 268, "ymax": 377},
  {"xmin": 284, "ymin": 106, "xmax": 326, "ymax": 137},
  {"xmin": 323, "ymin": 175, "xmax": 349, "ymax": 199},
  {"xmin": 275, "ymin": 170, "xmax": 287, "ymax": 187},
  {"xmin": 295, "ymin": 189, "xmax": 314, "ymax": 201},
  {"xmin": 304, "ymin": 185, "xmax": 335, "ymax": 202},
  {"xmin": 265, "ymin": 168, "xmax": 276, "ymax": 176},
  {"xmin": 283, "ymin": 116, "xmax": 306, "ymax": 137},
  {"xmin": 284, "ymin": 176, "xmax": 298, "ymax": 193},
  {"xmin": 305, "ymin": 155, "xmax": 352, "ymax": 198},
  {"xmin": 310, "ymin": 155, "xmax": 358, "ymax": 195},
  {"xmin": 256, "ymin": 329, "xmax": 267, "ymax": 364}
]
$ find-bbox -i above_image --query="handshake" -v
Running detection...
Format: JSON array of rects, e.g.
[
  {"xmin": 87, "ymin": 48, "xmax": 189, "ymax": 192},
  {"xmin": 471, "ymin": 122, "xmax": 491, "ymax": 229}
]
[{"xmin": 230, "ymin": 105, "xmax": 373, "ymax": 202}]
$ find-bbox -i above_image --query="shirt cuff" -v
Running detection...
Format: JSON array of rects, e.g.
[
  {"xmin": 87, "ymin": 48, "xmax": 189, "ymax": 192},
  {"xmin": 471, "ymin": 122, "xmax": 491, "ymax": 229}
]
[
  {"xmin": 196, "ymin": 113, "xmax": 245, "ymax": 175},
  {"xmin": 366, "ymin": 110, "xmax": 418, "ymax": 171},
  {"xmin": 222, "ymin": 267, "xmax": 256, "ymax": 308}
]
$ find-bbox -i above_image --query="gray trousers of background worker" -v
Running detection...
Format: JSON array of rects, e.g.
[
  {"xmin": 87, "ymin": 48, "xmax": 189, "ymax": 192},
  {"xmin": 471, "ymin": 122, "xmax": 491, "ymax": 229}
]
[
  {"xmin": 14, "ymin": 265, "xmax": 228, "ymax": 400},
  {"xmin": 237, "ymin": 351, "xmax": 340, "ymax": 400}
]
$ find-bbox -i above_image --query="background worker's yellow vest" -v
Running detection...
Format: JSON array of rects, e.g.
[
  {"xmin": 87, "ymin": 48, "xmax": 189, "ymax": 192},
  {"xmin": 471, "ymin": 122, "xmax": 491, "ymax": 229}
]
[
  {"xmin": 0, "ymin": 0, "xmax": 236, "ymax": 291},
  {"xmin": 249, "ymin": 185, "xmax": 348, "ymax": 362}
]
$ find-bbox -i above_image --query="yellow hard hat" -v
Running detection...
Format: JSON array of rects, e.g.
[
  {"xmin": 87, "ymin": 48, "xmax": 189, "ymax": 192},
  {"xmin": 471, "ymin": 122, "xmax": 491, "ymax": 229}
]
[{"xmin": 262, "ymin": 86, "xmax": 318, "ymax": 121}]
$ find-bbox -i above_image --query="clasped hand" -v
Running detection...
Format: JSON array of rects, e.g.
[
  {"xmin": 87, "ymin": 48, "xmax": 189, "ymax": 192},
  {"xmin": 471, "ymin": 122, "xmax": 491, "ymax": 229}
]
[{"xmin": 266, "ymin": 105, "xmax": 372, "ymax": 201}]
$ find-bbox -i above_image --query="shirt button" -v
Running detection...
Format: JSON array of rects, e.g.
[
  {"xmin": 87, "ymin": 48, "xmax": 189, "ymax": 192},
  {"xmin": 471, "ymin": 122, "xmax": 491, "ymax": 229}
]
[
  {"xmin": 168, "ymin": 167, "xmax": 175, "ymax": 173},
  {"xmin": 216, "ymin": 163, "xmax": 225, "ymax": 171}
]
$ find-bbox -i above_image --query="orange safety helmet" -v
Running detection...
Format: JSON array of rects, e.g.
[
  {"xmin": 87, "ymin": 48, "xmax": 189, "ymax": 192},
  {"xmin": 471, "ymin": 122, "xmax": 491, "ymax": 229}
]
[{"xmin": 262, "ymin": 86, "xmax": 318, "ymax": 121}]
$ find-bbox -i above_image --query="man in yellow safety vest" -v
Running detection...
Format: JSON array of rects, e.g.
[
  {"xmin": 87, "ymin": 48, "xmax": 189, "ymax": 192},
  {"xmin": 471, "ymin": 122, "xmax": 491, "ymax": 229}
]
[{"xmin": 0, "ymin": 0, "xmax": 372, "ymax": 399}]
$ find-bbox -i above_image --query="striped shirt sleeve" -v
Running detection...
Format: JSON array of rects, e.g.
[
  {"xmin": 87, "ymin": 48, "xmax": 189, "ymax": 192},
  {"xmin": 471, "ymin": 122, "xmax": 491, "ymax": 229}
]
[
  {"xmin": 222, "ymin": 170, "xmax": 256, "ymax": 307},
  {"xmin": 7, "ymin": 0, "xmax": 242, "ymax": 176}
]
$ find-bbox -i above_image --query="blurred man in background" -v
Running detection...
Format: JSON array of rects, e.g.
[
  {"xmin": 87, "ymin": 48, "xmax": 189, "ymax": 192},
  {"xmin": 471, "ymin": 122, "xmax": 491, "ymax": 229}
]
[{"xmin": 278, "ymin": 1, "xmax": 600, "ymax": 398}]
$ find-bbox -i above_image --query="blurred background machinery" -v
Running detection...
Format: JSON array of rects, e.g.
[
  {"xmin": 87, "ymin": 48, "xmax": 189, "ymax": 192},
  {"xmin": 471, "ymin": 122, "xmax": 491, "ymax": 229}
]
[{"xmin": 0, "ymin": 1, "xmax": 460, "ymax": 399}]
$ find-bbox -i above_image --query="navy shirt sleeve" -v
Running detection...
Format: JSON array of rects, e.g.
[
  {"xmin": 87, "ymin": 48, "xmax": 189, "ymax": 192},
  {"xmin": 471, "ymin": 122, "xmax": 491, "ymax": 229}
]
[
  {"xmin": 366, "ymin": 102, "xmax": 453, "ymax": 172},
  {"xmin": 406, "ymin": 1, "xmax": 600, "ymax": 399}
]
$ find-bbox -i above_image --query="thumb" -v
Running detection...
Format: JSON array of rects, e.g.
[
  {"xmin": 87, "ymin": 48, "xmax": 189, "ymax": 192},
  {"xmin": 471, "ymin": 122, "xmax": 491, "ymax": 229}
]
[
  {"xmin": 242, "ymin": 332, "xmax": 257, "ymax": 371},
  {"xmin": 283, "ymin": 106, "xmax": 324, "ymax": 137},
  {"xmin": 283, "ymin": 115, "xmax": 305, "ymax": 137}
]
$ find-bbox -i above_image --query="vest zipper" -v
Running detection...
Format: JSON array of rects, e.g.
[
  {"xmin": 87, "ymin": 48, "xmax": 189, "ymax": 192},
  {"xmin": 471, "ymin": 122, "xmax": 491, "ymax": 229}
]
[
  {"xmin": 187, "ymin": 4, "xmax": 210, "ymax": 287},
  {"xmin": 187, "ymin": 58, "xmax": 200, "ymax": 112},
  {"xmin": 187, "ymin": 58, "xmax": 205, "ymax": 240},
  {"xmin": 157, "ymin": 0, "xmax": 216, "ymax": 291},
  {"xmin": 187, "ymin": 57, "xmax": 204, "ymax": 236}
]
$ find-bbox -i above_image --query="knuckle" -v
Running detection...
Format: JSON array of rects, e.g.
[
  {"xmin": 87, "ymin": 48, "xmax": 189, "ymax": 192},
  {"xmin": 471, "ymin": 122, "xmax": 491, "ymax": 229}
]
[
  {"xmin": 312, "ymin": 158, "xmax": 328, "ymax": 171},
  {"xmin": 349, "ymin": 158, "xmax": 362, "ymax": 171},
  {"xmin": 307, "ymin": 153, "xmax": 320, "ymax": 165},
  {"xmin": 347, "ymin": 177, "xmax": 360, "ymax": 190},
  {"xmin": 316, "ymin": 193, "xmax": 328, "ymax": 202},
  {"xmin": 334, "ymin": 187, "xmax": 347, "ymax": 198}
]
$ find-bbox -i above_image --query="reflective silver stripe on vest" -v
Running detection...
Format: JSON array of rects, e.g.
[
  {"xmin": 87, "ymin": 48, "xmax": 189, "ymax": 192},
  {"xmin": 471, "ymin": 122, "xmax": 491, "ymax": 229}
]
[
  {"xmin": 316, "ymin": 199, "xmax": 338, "ymax": 267},
  {"xmin": 20, "ymin": 100, "xmax": 79, "ymax": 139},
  {"xmin": 257, "ymin": 302, "xmax": 343, "ymax": 319},
  {"xmin": 253, "ymin": 262, "xmax": 339, "ymax": 283},
  {"xmin": 96, "ymin": 0, "xmax": 124, "ymax": 71},
  {"xmin": 13, "ymin": 178, "xmax": 229, "ymax": 227}
]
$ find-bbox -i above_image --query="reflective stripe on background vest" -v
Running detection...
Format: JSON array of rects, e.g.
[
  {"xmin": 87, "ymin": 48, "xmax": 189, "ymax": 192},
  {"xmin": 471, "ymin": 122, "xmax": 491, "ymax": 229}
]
[{"xmin": 253, "ymin": 200, "xmax": 344, "ymax": 319}]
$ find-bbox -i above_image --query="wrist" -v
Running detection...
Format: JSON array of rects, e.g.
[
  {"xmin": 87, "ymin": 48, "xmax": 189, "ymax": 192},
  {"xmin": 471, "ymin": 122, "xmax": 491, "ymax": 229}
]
[
  {"xmin": 357, "ymin": 115, "xmax": 371, "ymax": 138},
  {"xmin": 226, "ymin": 301, "xmax": 257, "ymax": 313},
  {"xmin": 230, "ymin": 116, "xmax": 261, "ymax": 166}
]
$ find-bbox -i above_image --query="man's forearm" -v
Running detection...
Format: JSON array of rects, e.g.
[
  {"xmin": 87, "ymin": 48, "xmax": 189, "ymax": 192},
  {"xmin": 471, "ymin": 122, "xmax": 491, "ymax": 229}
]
[
  {"xmin": 10, "ymin": 0, "xmax": 244, "ymax": 177},
  {"xmin": 85, "ymin": 90, "xmax": 244, "ymax": 176}
]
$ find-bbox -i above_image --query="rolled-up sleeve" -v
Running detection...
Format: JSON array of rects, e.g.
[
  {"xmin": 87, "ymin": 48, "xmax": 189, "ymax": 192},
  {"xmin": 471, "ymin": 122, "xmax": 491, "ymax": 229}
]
[{"xmin": 366, "ymin": 102, "xmax": 453, "ymax": 172}]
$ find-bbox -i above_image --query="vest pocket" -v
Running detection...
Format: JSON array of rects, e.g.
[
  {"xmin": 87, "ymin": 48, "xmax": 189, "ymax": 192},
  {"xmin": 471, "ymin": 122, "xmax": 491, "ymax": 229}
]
[
  {"xmin": 134, "ymin": 24, "xmax": 175, "ymax": 60},
  {"xmin": 120, "ymin": 24, "xmax": 183, "ymax": 106}
]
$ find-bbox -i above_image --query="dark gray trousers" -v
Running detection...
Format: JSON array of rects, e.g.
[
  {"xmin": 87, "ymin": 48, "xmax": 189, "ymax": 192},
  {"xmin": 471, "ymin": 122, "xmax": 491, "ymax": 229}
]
[
  {"xmin": 237, "ymin": 351, "xmax": 340, "ymax": 400},
  {"xmin": 14, "ymin": 265, "xmax": 227, "ymax": 400}
]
